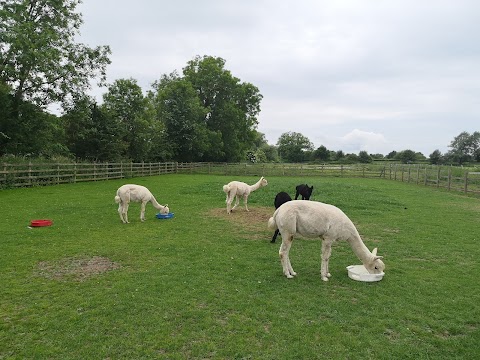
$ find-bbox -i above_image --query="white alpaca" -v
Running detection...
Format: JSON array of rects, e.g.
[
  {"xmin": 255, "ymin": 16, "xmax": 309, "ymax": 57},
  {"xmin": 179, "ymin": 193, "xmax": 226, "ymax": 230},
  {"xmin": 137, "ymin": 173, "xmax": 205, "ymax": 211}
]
[
  {"xmin": 222, "ymin": 176, "xmax": 268, "ymax": 214},
  {"xmin": 114, "ymin": 184, "xmax": 169, "ymax": 224},
  {"xmin": 268, "ymin": 200, "xmax": 385, "ymax": 281}
]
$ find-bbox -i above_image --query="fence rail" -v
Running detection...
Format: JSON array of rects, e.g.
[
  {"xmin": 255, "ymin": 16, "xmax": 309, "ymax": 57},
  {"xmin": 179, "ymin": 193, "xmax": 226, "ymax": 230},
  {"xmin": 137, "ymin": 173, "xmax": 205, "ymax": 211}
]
[{"xmin": 1, "ymin": 162, "xmax": 479, "ymax": 197}]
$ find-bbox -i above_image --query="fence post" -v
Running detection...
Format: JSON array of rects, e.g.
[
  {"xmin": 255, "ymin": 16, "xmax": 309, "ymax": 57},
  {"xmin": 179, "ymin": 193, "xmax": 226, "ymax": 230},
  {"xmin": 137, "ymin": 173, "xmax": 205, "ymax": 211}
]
[
  {"xmin": 424, "ymin": 166, "xmax": 428, "ymax": 186},
  {"xmin": 416, "ymin": 165, "xmax": 420, "ymax": 184},
  {"xmin": 437, "ymin": 167, "xmax": 441, "ymax": 188},
  {"xmin": 57, "ymin": 163, "xmax": 60, "ymax": 184},
  {"xmin": 448, "ymin": 167, "xmax": 451, "ymax": 191},
  {"xmin": 464, "ymin": 172, "xmax": 468, "ymax": 194},
  {"xmin": 28, "ymin": 161, "xmax": 32, "ymax": 186}
]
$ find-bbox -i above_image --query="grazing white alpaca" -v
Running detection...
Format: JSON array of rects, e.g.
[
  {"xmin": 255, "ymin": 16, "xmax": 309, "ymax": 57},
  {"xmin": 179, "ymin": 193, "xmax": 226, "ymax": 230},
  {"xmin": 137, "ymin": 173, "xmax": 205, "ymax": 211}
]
[
  {"xmin": 114, "ymin": 184, "xmax": 169, "ymax": 224},
  {"xmin": 222, "ymin": 176, "xmax": 268, "ymax": 214},
  {"xmin": 268, "ymin": 200, "xmax": 385, "ymax": 281}
]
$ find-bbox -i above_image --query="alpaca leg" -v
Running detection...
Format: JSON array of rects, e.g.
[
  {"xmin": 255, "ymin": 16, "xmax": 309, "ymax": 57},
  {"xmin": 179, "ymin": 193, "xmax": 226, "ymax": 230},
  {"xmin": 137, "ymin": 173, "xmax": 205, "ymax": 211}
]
[
  {"xmin": 225, "ymin": 193, "xmax": 231, "ymax": 213},
  {"xmin": 231, "ymin": 195, "xmax": 240, "ymax": 211},
  {"xmin": 118, "ymin": 203, "xmax": 126, "ymax": 223},
  {"xmin": 271, "ymin": 229, "xmax": 280, "ymax": 243},
  {"xmin": 122, "ymin": 203, "xmax": 129, "ymax": 224},
  {"xmin": 140, "ymin": 202, "xmax": 147, "ymax": 221},
  {"xmin": 279, "ymin": 234, "xmax": 296, "ymax": 278},
  {"xmin": 226, "ymin": 193, "xmax": 234, "ymax": 214},
  {"xmin": 243, "ymin": 195, "xmax": 249, "ymax": 212},
  {"xmin": 124, "ymin": 203, "xmax": 130, "ymax": 224},
  {"xmin": 321, "ymin": 239, "xmax": 333, "ymax": 281}
]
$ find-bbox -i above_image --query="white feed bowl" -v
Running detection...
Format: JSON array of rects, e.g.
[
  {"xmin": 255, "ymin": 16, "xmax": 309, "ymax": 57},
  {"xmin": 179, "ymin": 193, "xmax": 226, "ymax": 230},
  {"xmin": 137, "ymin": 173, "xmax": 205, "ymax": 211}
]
[{"xmin": 346, "ymin": 265, "xmax": 385, "ymax": 282}]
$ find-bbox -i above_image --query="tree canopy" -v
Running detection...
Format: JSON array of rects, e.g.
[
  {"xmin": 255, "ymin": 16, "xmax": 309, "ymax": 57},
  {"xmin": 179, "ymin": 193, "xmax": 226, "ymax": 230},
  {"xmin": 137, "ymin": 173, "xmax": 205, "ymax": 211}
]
[
  {"xmin": 0, "ymin": 0, "xmax": 111, "ymax": 108},
  {"xmin": 277, "ymin": 131, "xmax": 314, "ymax": 162}
]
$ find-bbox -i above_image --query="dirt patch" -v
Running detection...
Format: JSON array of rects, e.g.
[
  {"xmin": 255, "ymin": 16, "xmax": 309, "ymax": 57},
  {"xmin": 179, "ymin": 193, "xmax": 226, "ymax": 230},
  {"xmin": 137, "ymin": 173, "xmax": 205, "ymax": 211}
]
[
  {"xmin": 36, "ymin": 256, "xmax": 121, "ymax": 282},
  {"xmin": 208, "ymin": 206, "xmax": 273, "ymax": 240}
]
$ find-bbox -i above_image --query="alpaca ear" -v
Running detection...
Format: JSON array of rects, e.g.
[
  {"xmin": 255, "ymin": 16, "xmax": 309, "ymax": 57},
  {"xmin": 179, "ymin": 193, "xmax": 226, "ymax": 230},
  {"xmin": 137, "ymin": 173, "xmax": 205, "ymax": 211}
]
[
  {"xmin": 371, "ymin": 247, "xmax": 383, "ymax": 260},
  {"xmin": 165, "ymin": 204, "xmax": 168, "ymax": 207}
]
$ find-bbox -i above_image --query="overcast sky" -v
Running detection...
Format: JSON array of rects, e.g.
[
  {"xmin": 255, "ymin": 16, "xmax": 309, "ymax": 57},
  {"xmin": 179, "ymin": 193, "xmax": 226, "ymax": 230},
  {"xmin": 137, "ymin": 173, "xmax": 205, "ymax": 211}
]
[{"xmin": 76, "ymin": 0, "xmax": 480, "ymax": 156}]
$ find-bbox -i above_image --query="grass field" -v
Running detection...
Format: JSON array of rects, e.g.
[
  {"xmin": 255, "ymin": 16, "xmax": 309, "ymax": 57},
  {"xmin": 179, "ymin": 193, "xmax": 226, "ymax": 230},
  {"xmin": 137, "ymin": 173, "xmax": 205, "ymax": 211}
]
[{"xmin": 1, "ymin": 174, "xmax": 479, "ymax": 359}]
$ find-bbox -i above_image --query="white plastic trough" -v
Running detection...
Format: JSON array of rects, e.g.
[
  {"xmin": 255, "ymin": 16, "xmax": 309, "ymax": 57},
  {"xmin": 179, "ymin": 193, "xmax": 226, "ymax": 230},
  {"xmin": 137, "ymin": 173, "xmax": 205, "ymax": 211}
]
[{"xmin": 346, "ymin": 265, "xmax": 385, "ymax": 282}]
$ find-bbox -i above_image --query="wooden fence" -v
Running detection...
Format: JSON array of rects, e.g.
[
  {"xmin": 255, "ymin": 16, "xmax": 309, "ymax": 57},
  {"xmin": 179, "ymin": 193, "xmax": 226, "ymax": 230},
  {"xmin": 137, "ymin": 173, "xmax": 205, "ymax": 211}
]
[{"xmin": 1, "ymin": 161, "xmax": 479, "ymax": 197}]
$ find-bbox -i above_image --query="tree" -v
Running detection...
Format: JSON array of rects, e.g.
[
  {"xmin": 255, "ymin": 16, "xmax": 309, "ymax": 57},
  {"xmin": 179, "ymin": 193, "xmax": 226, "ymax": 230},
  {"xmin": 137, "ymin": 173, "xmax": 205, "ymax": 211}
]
[
  {"xmin": 0, "ymin": 0, "xmax": 111, "ymax": 112},
  {"xmin": 63, "ymin": 96, "xmax": 125, "ymax": 161},
  {"xmin": 429, "ymin": 149, "xmax": 443, "ymax": 165},
  {"xmin": 396, "ymin": 149, "xmax": 417, "ymax": 164},
  {"xmin": 0, "ymin": 0, "xmax": 110, "ymax": 158},
  {"xmin": 333, "ymin": 150, "xmax": 345, "ymax": 161},
  {"xmin": 386, "ymin": 151, "xmax": 397, "ymax": 159},
  {"xmin": 370, "ymin": 153, "xmax": 384, "ymax": 160},
  {"xmin": 446, "ymin": 131, "xmax": 480, "ymax": 164},
  {"xmin": 358, "ymin": 150, "xmax": 372, "ymax": 163},
  {"xmin": 151, "ymin": 73, "xmax": 211, "ymax": 162},
  {"xmin": 276, "ymin": 132, "xmax": 314, "ymax": 162},
  {"xmin": 313, "ymin": 145, "xmax": 330, "ymax": 162},
  {"xmin": 102, "ymin": 78, "xmax": 153, "ymax": 161},
  {"xmin": 182, "ymin": 55, "xmax": 263, "ymax": 162}
]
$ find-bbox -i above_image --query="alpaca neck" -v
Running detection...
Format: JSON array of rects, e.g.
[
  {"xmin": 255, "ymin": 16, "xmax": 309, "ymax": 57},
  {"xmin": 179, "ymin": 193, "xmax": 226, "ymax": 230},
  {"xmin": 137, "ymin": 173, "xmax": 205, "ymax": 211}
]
[
  {"xmin": 150, "ymin": 196, "xmax": 163, "ymax": 210},
  {"xmin": 249, "ymin": 179, "xmax": 263, "ymax": 192},
  {"xmin": 347, "ymin": 234, "xmax": 373, "ymax": 263}
]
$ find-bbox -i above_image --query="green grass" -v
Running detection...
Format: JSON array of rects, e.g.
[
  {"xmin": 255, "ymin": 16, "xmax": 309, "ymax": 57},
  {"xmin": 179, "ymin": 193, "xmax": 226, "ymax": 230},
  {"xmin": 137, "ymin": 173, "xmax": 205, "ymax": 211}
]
[{"xmin": 1, "ymin": 174, "xmax": 479, "ymax": 359}]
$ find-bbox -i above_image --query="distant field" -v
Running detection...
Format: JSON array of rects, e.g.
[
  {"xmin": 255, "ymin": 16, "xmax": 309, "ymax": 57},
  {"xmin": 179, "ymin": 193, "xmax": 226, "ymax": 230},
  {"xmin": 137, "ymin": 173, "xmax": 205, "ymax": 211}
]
[{"xmin": 0, "ymin": 174, "xmax": 479, "ymax": 359}]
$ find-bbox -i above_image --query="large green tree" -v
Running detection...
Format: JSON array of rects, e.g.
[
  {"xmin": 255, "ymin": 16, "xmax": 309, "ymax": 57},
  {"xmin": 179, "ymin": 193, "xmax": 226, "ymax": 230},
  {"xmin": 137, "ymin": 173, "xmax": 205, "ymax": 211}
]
[
  {"xmin": 0, "ymin": 0, "xmax": 111, "ymax": 109},
  {"xmin": 182, "ymin": 55, "xmax": 263, "ymax": 162},
  {"xmin": 395, "ymin": 149, "xmax": 417, "ymax": 164},
  {"xmin": 63, "ymin": 95, "xmax": 125, "ymax": 161},
  {"xmin": 446, "ymin": 131, "xmax": 480, "ymax": 164},
  {"xmin": 0, "ymin": 0, "xmax": 110, "ymax": 157},
  {"xmin": 313, "ymin": 145, "xmax": 330, "ymax": 162},
  {"xmin": 276, "ymin": 132, "xmax": 314, "ymax": 162},
  {"xmin": 102, "ymin": 78, "xmax": 154, "ymax": 161},
  {"xmin": 151, "ymin": 73, "xmax": 212, "ymax": 162}
]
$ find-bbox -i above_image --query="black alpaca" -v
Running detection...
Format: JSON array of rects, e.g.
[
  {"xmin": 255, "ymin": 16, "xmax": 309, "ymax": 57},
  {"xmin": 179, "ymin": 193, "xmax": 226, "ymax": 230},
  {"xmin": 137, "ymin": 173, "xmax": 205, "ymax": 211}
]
[
  {"xmin": 271, "ymin": 191, "xmax": 292, "ymax": 243},
  {"xmin": 295, "ymin": 184, "xmax": 314, "ymax": 200}
]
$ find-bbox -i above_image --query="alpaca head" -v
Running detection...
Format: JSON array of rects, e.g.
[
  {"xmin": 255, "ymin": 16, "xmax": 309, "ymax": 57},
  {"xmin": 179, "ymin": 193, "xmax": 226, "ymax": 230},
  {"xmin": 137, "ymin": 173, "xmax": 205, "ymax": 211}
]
[
  {"xmin": 160, "ymin": 204, "xmax": 169, "ymax": 214},
  {"xmin": 260, "ymin": 177, "xmax": 268, "ymax": 187},
  {"xmin": 364, "ymin": 248, "xmax": 385, "ymax": 274}
]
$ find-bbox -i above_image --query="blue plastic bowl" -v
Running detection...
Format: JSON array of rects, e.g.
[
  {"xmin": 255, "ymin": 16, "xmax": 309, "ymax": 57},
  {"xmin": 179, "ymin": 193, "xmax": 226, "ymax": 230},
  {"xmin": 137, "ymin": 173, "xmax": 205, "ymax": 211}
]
[{"xmin": 156, "ymin": 212, "xmax": 174, "ymax": 219}]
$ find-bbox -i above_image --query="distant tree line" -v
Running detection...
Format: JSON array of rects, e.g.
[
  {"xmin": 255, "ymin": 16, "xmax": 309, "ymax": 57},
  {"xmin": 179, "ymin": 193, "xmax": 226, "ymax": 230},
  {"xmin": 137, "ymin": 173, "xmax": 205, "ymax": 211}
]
[
  {"xmin": 0, "ymin": 1, "xmax": 477, "ymax": 166},
  {"xmin": 273, "ymin": 131, "xmax": 480, "ymax": 165}
]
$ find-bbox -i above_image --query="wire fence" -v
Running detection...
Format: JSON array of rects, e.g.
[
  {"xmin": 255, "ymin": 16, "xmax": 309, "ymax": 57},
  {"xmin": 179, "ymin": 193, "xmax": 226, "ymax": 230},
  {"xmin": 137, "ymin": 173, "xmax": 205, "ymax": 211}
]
[{"xmin": 1, "ymin": 161, "xmax": 479, "ymax": 197}]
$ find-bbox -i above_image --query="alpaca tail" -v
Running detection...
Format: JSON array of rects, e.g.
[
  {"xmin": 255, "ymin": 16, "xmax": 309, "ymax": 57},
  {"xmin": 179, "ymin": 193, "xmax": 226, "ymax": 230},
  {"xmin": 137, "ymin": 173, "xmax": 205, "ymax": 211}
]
[
  {"xmin": 267, "ymin": 216, "xmax": 277, "ymax": 231},
  {"xmin": 114, "ymin": 195, "xmax": 121, "ymax": 203},
  {"xmin": 268, "ymin": 208, "xmax": 280, "ymax": 231},
  {"xmin": 223, "ymin": 184, "xmax": 231, "ymax": 203}
]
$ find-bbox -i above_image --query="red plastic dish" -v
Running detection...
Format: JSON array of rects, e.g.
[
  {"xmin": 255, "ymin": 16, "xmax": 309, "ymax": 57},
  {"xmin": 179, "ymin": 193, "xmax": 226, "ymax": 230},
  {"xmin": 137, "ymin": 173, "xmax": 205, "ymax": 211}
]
[{"xmin": 30, "ymin": 219, "xmax": 53, "ymax": 227}]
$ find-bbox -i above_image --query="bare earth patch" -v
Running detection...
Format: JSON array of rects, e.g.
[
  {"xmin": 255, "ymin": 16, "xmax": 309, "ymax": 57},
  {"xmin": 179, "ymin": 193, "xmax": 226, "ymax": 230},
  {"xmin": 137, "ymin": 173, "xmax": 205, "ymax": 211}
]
[
  {"xmin": 208, "ymin": 206, "xmax": 273, "ymax": 240},
  {"xmin": 36, "ymin": 256, "xmax": 121, "ymax": 282}
]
